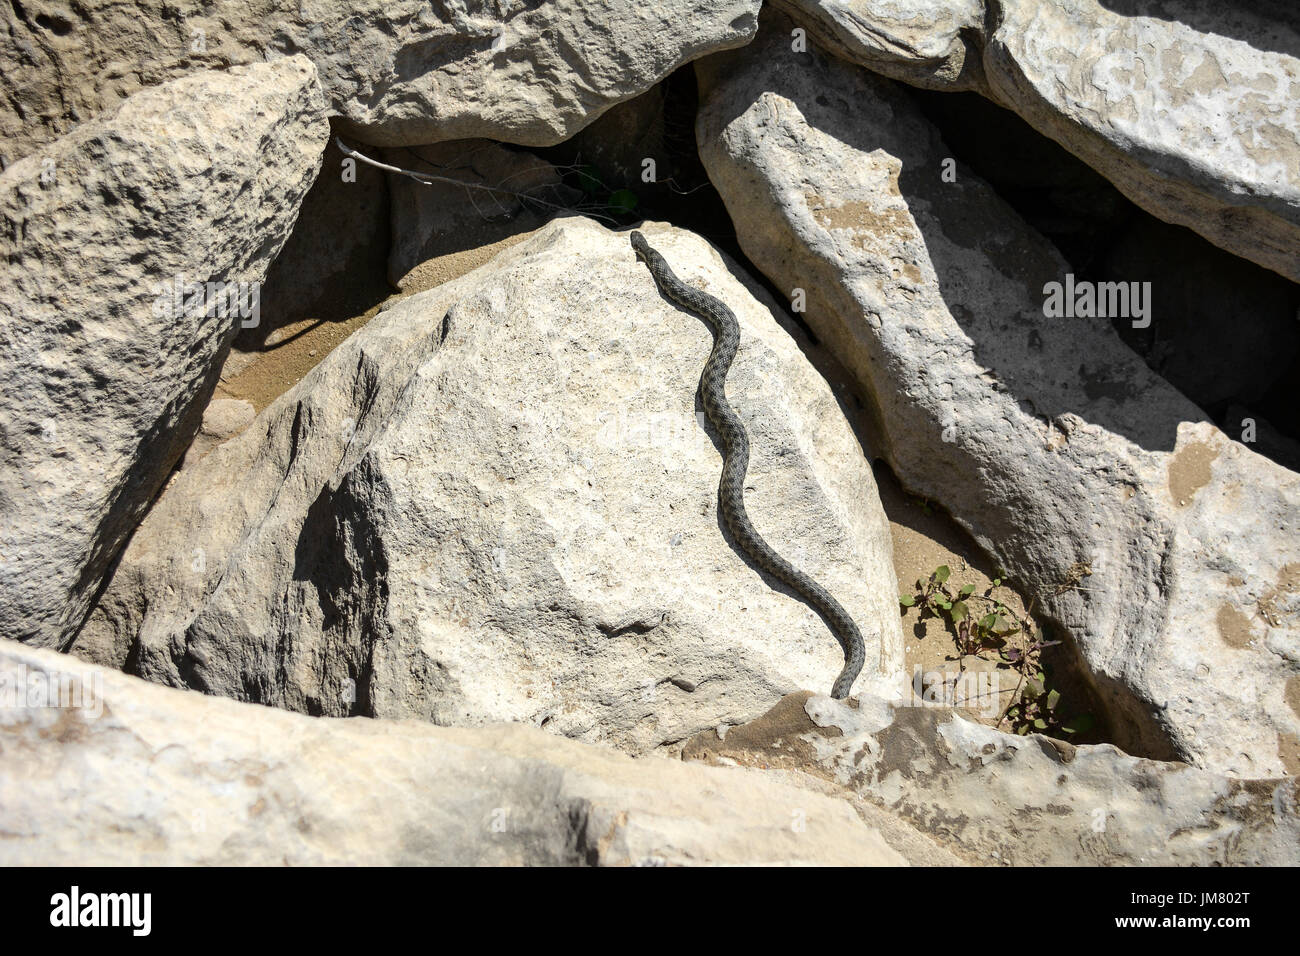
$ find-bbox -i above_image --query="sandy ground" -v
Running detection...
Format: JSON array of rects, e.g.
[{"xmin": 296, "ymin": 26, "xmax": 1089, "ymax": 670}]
[
  {"xmin": 213, "ymin": 220, "xmax": 543, "ymax": 413},
  {"xmin": 213, "ymin": 301, "xmax": 391, "ymax": 413},
  {"xmin": 875, "ymin": 461, "xmax": 1037, "ymax": 726}
]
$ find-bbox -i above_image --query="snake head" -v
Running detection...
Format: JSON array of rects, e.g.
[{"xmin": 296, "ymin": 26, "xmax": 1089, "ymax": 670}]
[{"xmin": 629, "ymin": 230, "xmax": 651, "ymax": 262}]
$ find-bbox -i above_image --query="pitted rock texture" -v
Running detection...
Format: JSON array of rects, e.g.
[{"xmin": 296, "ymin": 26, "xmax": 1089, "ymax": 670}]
[
  {"xmin": 0, "ymin": 643, "xmax": 905, "ymax": 866},
  {"xmin": 696, "ymin": 14, "xmax": 1300, "ymax": 777},
  {"xmin": 2, "ymin": 0, "xmax": 761, "ymax": 163},
  {"xmin": 0, "ymin": 57, "xmax": 329, "ymax": 650},
  {"xmin": 775, "ymin": 0, "xmax": 1300, "ymax": 281},
  {"xmin": 72, "ymin": 216, "xmax": 906, "ymax": 754},
  {"xmin": 684, "ymin": 692, "xmax": 1300, "ymax": 866}
]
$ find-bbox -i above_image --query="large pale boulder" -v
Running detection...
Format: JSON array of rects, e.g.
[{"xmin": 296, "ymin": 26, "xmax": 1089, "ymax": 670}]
[
  {"xmin": 0, "ymin": 58, "xmax": 329, "ymax": 649},
  {"xmin": 72, "ymin": 216, "xmax": 905, "ymax": 754},
  {"xmin": 774, "ymin": 0, "xmax": 1300, "ymax": 281},
  {"xmin": 774, "ymin": 0, "xmax": 986, "ymax": 90},
  {"xmin": 1, "ymin": 0, "xmax": 761, "ymax": 164},
  {"xmin": 696, "ymin": 16, "xmax": 1300, "ymax": 777},
  {"xmin": 0, "ymin": 642, "xmax": 905, "ymax": 866},
  {"xmin": 684, "ymin": 693, "xmax": 1300, "ymax": 866}
]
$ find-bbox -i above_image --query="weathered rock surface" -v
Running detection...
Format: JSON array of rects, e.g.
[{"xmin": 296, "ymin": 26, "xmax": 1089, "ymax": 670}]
[
  {"xmin": 0, "ymin": 58, "xmax": 329, "ymax": 650},
  {"xmin": 775, "ymin": 0, "xmax": 1300, "ymax": 281},
  {"xmin": 684, "ymin": 693, "xmax": 1300, "ymax": 866},
  {"xmin": 0, "ymin": 642, "xmax": 906, "ymax": 866},
  {"xmin": 774, "ymin": 0, "xmax": 986, "ymax": 90},
  {"xmin": 199, "ymin": 399, "xmax": 257, "ymax": 443},
  {"xmin": 178, "ymin": 399, "xmax": 259, "ymax": 472},
  {"xmin": 2, "ymin": 0, "xmax": 761, "ymax": 164},
  {"xmin": 696, "ymin": 17, "xmax": 1300, "ymax": 777},
  {"xmin": 72, "ymin": 216, "xmax": 905, "ymax": 754}
]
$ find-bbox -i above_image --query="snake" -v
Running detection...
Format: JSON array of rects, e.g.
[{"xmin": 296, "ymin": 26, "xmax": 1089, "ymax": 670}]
[{"xmin": 630, "ymin": 230, "xmax": 866, "ymax": 699}]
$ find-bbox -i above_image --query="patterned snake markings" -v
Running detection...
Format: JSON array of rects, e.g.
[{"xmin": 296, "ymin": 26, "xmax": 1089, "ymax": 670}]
[{"xmin": 630, "ymin": 230, "xmax": 866, "ymax": 698}]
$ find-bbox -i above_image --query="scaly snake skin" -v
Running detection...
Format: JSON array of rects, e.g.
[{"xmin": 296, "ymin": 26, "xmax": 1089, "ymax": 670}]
[{"xmin": 631, "ymin": 230, "xmax": 866, "ymax": 698}]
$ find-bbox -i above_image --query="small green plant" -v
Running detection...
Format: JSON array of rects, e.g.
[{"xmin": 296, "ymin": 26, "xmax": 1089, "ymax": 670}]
[
  {"xmin": 908, "ymin": 494, "xmax": 934, "ymax": 516},
  {"xmin": 899, "ymin": 565, "xmax": 1021, "ymax": 655},
  {"xmin": 900, "ymin": 566, "xmax": 1095, "ymax": 738},
  {"xmin": 1000, "ymin": 656, "xmax": 1094, "ymax": 737}
]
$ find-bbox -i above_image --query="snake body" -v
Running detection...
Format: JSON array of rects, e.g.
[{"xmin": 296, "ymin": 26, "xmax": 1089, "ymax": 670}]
[{"xmin": 630, "ymin": 230, "xmax": 866, "ymax": 699}]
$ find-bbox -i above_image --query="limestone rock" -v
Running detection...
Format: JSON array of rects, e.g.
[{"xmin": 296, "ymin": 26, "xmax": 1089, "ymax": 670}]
[
  {"xmin": 200, "ymin": 399, "xmax": 257, "ymax": 442},
  {"xmin": 2, "ymin": 0, "xmax": 762, "ymax": 164},
  {"xmin": 684, "ymin": 693, "xmax": 1300, "ymax": 866},
  {"xmin": 73, "ymin": 216, "xmax": 906, "ymax": 754},
  {"xmin": 773, "ymin": 0, "xmax": 986, "ymax": 90},
  {"xmin": 0, "ymin": 642, "xmax": 905, "ymax": 866},
  {"xmin": 0, "ymin": 58, "xmax": 330, "ymax": 649},
  {"xmin": 177, "ymin": 399, "xmax": 260, "ymax": 473},
  {"xmin": 696, "ymin": 16, "xmax": 1300, "ymax": 777},
  {"xmin": 775, "ymin": 0, "xmax": 1300, "ymax": 281}
]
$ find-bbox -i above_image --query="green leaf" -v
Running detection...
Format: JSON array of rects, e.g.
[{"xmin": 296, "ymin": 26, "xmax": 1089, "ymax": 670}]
[
  {"xmin": 950, "ymin": 600, "xmax": 969, "ymax": 621},
  {"xmin": 1033, "ymin": 718, "xmax": 1048, "ymax": 730},
  {"xmin": 1046, "ymin": 689, "xmax": 1061, "ymax": 711},
  {"xmin": 959, "ymin": 583, "xmax": 975, "ymax": 597},
  {"xmin": 938, "ymin": 600, "xmax": 952, "ymax": 610},
  {"xmin": 899, "ymin": 594, "xmax": 916, "ymax": 607},
  {"xmin": 609, "ymin": 189, "xmax": 638, "ymax": 212},
  {"xmin": 933, "ymin": 565, "xmax": 950, "ymax": 583},
  {"xmin": 979, "ymin": 613, "xmax": 997, "ymax": 629}
]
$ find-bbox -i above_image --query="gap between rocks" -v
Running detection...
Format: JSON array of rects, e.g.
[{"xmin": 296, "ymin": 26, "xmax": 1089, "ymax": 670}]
[{"xmin": 162, "ymin": 56, "xmax": 1296, "ymax": 759}]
